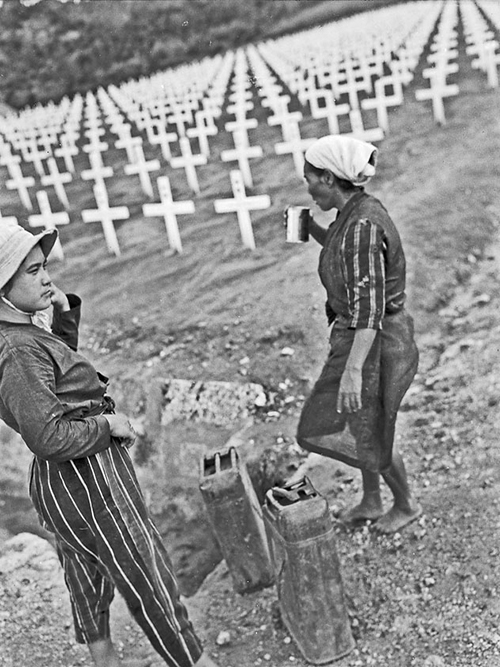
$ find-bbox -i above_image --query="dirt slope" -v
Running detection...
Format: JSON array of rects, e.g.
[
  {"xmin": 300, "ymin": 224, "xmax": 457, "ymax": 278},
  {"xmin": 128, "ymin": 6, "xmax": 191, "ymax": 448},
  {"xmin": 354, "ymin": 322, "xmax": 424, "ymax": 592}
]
[{"xmin": 1, "ymin": 8, "xmax": 500, "ymax": 667}]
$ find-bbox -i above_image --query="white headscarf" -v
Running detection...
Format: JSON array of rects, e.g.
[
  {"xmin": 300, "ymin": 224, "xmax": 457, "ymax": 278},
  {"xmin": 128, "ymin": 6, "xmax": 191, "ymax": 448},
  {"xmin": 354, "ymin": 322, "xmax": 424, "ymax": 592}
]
[{"xmin": 305, "ymin": 135, "xmax": 378, "ymax": 186}]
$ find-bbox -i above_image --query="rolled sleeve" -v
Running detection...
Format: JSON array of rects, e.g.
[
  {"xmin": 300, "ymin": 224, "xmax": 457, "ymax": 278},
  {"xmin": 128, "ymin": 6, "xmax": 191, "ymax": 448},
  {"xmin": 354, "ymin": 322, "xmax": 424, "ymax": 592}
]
[{"xmin": 342, "ymin": 219, "xmax": 386, "ymax": 329}]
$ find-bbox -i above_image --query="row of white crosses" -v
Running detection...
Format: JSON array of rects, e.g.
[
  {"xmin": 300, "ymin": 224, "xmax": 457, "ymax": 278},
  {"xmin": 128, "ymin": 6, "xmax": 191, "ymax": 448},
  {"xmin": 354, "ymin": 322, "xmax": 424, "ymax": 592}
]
[
  {"xmin": 463, "ymin": 0, "xmax": 500, "ymax": 89},
  {"xmin": 415, "ymin": 1, "xmax": 460, "ymax": 125},
  {"xmin": 221, "ymin": 49, "xmax": 263, "ymax": 189},
  {"xmin": 246, "ymin": 44, "xmax": 316, "ymax": 178},
  {"xmin": 256, "ymin": 0, "xmax": 464, "ymax": 128},
  {"xmin": 0, "ymin": 0, "xmax": 498, "ymax": 259}
]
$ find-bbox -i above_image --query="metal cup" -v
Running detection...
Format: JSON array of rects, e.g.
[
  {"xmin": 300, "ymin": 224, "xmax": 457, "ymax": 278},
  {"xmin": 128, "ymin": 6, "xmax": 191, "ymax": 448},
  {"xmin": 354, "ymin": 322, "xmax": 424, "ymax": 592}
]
[{"xmin": 284, "ymin": 206, "xmax": 310, "ymax": 243}]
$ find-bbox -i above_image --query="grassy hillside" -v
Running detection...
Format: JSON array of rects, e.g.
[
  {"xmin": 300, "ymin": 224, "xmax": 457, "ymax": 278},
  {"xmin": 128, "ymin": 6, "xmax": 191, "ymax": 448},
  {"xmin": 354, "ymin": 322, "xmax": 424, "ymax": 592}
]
[{"xmin": 0, "ymin": 0, "xmax": 406, "ymax": 108}]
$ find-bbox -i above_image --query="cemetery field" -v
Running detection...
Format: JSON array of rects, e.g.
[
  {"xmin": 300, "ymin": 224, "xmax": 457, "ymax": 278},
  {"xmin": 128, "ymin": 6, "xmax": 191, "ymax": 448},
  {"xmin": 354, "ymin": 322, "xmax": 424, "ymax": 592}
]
[{"xmin": 1, "ymin": 1, "xmax": 500, "ymax": 666}]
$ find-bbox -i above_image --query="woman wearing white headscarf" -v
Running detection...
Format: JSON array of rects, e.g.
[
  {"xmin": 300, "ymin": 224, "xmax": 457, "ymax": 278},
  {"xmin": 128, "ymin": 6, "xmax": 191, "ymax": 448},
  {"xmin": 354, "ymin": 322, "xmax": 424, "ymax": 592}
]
[{"xmin": 297, "ymin": 135, "xmax": 421, "ymax": 534}]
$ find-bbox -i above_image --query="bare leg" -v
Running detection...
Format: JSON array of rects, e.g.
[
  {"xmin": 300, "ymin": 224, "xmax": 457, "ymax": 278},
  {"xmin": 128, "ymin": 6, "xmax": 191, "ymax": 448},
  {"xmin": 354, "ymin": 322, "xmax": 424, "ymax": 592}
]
[
  {"xmin": 88, "ymin": 638, "xmax": 154, "ymax": 667},
  {"xmin": 338, "ymin": 468, "xmax": 384, "ymax": 524},
  {"xmin": 376, "ymin": 446, "xmax": 422, "ymax": 534}
]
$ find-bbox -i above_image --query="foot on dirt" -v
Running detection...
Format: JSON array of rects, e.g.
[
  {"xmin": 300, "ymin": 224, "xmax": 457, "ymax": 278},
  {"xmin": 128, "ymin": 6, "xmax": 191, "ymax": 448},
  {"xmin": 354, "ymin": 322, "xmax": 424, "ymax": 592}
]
[
  {"xmin": 194, "ymin": 653, "xmax": 221, "ymax": 667},
  {"xmin": 338, "ymin": 502, "xmax": 384, "ymax": 525},
  {"xmin": 374, "ymin": 503, "xmax": 423, "ymax": 534}
]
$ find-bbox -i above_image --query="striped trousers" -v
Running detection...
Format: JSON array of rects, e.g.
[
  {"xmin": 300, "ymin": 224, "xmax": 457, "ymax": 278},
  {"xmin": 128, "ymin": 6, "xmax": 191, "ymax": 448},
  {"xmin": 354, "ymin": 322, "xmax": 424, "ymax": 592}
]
[{"xmin": 29, "ymin": 444, "xmax": 203, "ymax": 667}]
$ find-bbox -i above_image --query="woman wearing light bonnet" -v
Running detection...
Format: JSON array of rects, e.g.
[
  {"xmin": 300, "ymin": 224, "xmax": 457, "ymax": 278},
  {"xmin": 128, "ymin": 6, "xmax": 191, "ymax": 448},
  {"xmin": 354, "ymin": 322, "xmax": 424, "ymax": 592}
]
[
  {"xmin": 297, "ymin": 134, "xmax": 421, "ymax": 533},
  {"xmin": 0, "ymin": 221, "xmax": 219, "ymax": 667}
]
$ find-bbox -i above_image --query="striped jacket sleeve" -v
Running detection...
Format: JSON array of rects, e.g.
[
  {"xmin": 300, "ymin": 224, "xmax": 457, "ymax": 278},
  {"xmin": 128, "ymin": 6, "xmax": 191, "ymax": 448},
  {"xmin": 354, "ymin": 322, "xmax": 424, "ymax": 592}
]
[{"xmin": 341, "ymin": 218, "xmax": 386, "ymax": 329}]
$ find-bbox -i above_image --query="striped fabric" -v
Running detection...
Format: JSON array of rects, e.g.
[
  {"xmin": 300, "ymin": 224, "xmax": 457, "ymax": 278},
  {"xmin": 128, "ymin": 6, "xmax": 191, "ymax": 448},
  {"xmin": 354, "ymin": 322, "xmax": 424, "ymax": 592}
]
[
  {"xmin": 317, "ymin": 190, "xmax": 407, "ymax": 330},
  {"xmin": 29, "ymin": 444, "xmax": 203, "ymax": 667},
  {"xmin": 341, "ymin": 218, "xmax": 386, "ymax": 329}
]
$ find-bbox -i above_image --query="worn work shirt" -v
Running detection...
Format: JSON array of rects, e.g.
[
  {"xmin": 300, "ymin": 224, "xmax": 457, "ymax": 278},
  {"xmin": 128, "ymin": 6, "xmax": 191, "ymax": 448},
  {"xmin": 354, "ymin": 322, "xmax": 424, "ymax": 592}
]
[
  {"xmin": 318, "ymin": 190, "xmax": 407, "ymax": 330},
  {"xmin": 0, "ymin": 296, "xmax": 112, "ymax": 462}
]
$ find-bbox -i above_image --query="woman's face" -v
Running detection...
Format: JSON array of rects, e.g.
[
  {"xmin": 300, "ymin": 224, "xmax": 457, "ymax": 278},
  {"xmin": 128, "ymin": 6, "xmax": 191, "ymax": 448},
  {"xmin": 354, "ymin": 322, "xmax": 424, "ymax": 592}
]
[
  {"xmin": 303, "ymin": 162, "xmax": 337, "ymax": 211},
  {"xmin": 4, "ymin": 245, "xmax": 52, "ymax": 312}
]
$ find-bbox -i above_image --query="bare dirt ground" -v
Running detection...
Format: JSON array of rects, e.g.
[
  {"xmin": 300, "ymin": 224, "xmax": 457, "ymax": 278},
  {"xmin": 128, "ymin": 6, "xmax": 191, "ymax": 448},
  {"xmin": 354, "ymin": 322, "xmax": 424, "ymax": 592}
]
[{"xmin": 1, "ymin": 12, "xmax": 500, "ymax": 667}]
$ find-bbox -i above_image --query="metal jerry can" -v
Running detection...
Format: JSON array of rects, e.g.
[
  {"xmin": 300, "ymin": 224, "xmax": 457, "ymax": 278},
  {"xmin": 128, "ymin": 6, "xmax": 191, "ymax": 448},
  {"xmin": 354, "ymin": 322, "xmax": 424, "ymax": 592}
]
[
  {"xmin": 199, "ymin": 446, "xmax": 274, "ymax": 594},
  {"xmin": 262, "ymin": 477, "xmax": 355, "ymax": 664}
]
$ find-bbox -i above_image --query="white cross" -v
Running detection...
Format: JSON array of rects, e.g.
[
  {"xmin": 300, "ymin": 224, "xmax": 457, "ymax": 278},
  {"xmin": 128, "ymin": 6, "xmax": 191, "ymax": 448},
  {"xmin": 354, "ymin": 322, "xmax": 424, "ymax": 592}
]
[
  {"xmin": 38, "ymin": 131, "xmax": 57, "ymax": 156},
  {"xmin": 214, "ymin": 170, "xmax": 271, "ymax": 250},
  {"xmin": 6, "ymin": 163, "xmax": 35, "ymax": 210},
  {"xmin": 220, "ymin": 131, "xmax": 262, "ymax": 188},
  {"xmin": 23, "ymin": 138, "xmax": 48, "ymax": 177},
  {"xmin": 81, "ymin": 151, "xmax": 114, "ymax": 187},
  {"xmin": 226, "ymin": 98, "xmax": 254, "ymax": 120},
  {"xmin": 471, "ymin": 40, "xmax": 500, "ymax": 88},
  {"xmin": 145, "ymin": 120, "xmax": 177, "ymax": 162},
  {"xmin": 415, "ymin": 70, "xmax": 459, "ymax": 125},
  {"xmin": 361, "ymin": 76, "xmax": 404, "ymax": 133},
  {"xmin": 170, "ymin": 137, "xmax": 207, "ymax": 194},
  {"xmin": 124, "ymin": 144, "xmax": 160, "ymax": 199},
  {"xmin": 54, "ymin": 134, "xmax": 79, "ymax": 173},
  {"xmin": 274, "ymin": 122, "xmax": 317, "ymax": 178},
  {"xmin": 28, "ymin": 191, "xmax": 69, "ymax": 261},
  {"xmin": 336, "ymin": 66, "xmax": 369, "ymax": 110},
  {"xmin": 114, "ymin": 124, "xmax": 143, "ymax": 163},
  {"xmin": 82, "ymin": 182, "xmax": 129, "ymax": 257},
  {"xmin": 168, "ymin": 104, "xmax": 193, "ymax": 137},
  {"xmin": 0, "ymin": 142, "xmax": 21, "ymax": 169},
  {"xmin": 268, "ymin": 109, "xmax": 303, "ymax": 140},
  {"xmin": 343, "ymin": 109, "xmax": 384, "ymax": 143},
  {"xmin": 82, "ymin": 128, "xmax": 108, "ymax": 155},
  {"xmin": 309, "ymin": 89, "xmax": 350, "ymax": 135},
  {"xmin": 0, "ymin": 210, "xmax": 19, "ymax": 225},
  {"xmin": 186, "ymin": 111, "xmax": 217, "ymax": 158},
  {"xmin": 483, "ymin": 41, "xmax": 500, "ymax": 88},
  {"xmin": 41, "ymin": 158, "xmax": 72, "ymax": 210},
  {"xmin": 266, "ymin": 95, "xmax": 303, "ymax": 136},
  {"xmin": 225, "ymin": 117, "xmax": 258, "ymax": 147},
  {"xmin": 142, "ymin": 176, "xmax": 195, "ymax": 254}
]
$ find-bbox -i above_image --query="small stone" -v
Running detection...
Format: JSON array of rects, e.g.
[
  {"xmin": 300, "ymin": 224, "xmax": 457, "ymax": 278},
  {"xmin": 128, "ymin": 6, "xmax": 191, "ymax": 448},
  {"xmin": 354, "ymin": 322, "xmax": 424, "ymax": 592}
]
[
  {"xmin": 254, "ymin": 392, "xmax": 267, "ymax": 407},
  {"xmin": 216, "ymin": 630, "xmax": 231, "ymax": 646},
  {"xmin": 280, "ymin": 347, "xmax": 294, "ymax": 356},
  {"xmin": 423, "ymin": 656, "xmax": 446, "ymax": 667}
]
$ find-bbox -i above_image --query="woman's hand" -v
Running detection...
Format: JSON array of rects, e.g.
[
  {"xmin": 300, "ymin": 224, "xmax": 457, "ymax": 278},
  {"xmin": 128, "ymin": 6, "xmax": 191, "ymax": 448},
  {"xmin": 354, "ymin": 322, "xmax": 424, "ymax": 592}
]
[
  {"xmin": 105, "ymin": 412, "xmax": 137, "ymax": 448},
  {"xmin": 337, "ymin": 368, "xmax": 363, "ymax": 413},
  {"xmin": 337, "ymin": 328, "xmax": 377, "ymax": 413},
  {"xmin": 50, "ymin": 285, "xmax": 70, "ymax": 312}
]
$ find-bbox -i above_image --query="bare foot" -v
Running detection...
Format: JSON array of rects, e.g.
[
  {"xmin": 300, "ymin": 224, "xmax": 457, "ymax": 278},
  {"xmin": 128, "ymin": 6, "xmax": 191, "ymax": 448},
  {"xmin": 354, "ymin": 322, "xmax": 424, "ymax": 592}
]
[
  {"xmin": 374, "ymin": 503, "xmax": 423, "ymax": 534},
  {"xmin": 121, "ymin": 659, "xmax": 156, "ymax": 667},
  {"xmin": 338, "ymin": 502, "xmax": 384, "ymax": 525},
  {"xmin": 194, "ymin": 653, "xmax": 221, "ymax": 667}
]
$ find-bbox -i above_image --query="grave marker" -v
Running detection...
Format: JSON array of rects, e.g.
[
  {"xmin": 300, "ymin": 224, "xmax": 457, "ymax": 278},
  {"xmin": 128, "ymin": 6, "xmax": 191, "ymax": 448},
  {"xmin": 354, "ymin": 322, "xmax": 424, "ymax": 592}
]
[
  {"xmin": 6, "ymin": 163, "xmax": 35, "ymax": 210},
  {"xmin": 124, "ymin": 144, "xmax": 160, "ymax": 198},
  {"xmin": 146, "ymin": 120, "xmax": 177, "ymax": 162},
  {"xmin": 214, "ymin": 170, "xmax": 271, "ymax": 250},
  {"xmin": 170, "ymin": 137, "xmax": 207, "ymax": 195},
  {"xmin": 0, "ymin": 210, "xmax": 19, "ymax": 225},
  {"xmin": 274, "ymin": 123, "xmax": 317, "ymax": 178},
  {"xmin": 142, "ymin": 176, "xmax": 195, "ymax": 254},
  {"xmin": 82, "ymin": 182, "xmax": 129, "ymax": 257},
  {"xmin": 415, "ymin": 70, "xmax": 459, "ymax": 125},
  {"xmin": 41, "ymin": 158, "xmax": 72, "ymax": 209},
  {"xmin": 221, "ymin": 131, "xmax": 262, "ymax": 188},
  {"xmin": 114, "ymin": 124, "xmax": 143, "ymax": 163},
  {"xmin": 81, "ymin": 151, "xmax": 114, "ymax": 187},
  {"xmin": 28, "ymin": 190, "xmax": 69, "ymax": 261},
  {"xmin": 55, "ymin": 134, "xmax": 79, "ymax": 173}
]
